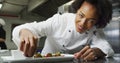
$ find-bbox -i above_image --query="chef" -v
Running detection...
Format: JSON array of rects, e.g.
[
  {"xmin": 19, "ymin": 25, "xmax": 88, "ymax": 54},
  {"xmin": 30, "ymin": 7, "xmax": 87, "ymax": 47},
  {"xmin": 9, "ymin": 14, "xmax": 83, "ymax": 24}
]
[{"xmin": 12, "ymin": 0, "xmax": 114, "ymax": 61}]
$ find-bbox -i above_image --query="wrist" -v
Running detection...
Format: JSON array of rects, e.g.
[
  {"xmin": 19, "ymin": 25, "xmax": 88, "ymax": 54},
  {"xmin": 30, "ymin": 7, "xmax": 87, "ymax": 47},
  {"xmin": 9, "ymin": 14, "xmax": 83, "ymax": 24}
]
[{"xmin": 93, "ymin": 48, "xmax": 106, "ymax": 58}]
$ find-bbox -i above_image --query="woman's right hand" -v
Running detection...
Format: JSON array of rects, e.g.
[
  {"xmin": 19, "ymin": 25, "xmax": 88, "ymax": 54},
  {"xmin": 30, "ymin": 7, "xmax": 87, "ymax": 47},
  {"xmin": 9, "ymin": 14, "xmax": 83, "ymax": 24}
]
[{"xmin": 19, "ymin": 29, "xmax": 38, "ymax": 57}]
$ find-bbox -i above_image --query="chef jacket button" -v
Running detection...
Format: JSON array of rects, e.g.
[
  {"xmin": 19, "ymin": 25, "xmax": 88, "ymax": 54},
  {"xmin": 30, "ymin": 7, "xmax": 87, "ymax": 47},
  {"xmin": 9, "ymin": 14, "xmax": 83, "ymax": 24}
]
[
  {"xmin": 63, "ymin": 45, "xmax": 65, "ymax": 47},
  {"xmin": 69, "ymin": 30, "xmax": 71, "ymax": 32}
]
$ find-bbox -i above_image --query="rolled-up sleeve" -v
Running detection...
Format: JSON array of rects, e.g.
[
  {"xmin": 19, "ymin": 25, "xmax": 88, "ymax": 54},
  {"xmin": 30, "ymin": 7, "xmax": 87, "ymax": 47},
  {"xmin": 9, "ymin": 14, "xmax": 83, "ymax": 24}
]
[
  {"xmin": 90, "ymin": 29, "xmax": 114, "ymax": 57},
  {"xmin": 12, "ymin": 22, "xmax": 41, "ymax": 47},
  {"xmin": 12, "ymin": 13, "xmax": 64, "ymax": 48}
]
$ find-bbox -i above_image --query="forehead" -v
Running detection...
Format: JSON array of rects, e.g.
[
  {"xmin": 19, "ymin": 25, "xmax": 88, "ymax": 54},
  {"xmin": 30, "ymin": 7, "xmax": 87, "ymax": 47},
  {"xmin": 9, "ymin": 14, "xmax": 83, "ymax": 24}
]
[
  {"xmin": 81, "ymin": 2, "xmax": 96, "ymax": 10},
  {"xmin": 77, "ymin": 1, "xmax": 98, "ymax": 18}
]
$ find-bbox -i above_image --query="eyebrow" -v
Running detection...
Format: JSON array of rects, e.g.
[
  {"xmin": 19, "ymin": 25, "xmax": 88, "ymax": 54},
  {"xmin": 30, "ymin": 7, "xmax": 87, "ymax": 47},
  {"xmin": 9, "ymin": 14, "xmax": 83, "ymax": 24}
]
[
  {"xmin": 79, "ymin": 11, "xmax": 85, "ymax": 17},
  {"xmin": 79, "ymin": 11, "xmax": 97, "ymax": 20}
]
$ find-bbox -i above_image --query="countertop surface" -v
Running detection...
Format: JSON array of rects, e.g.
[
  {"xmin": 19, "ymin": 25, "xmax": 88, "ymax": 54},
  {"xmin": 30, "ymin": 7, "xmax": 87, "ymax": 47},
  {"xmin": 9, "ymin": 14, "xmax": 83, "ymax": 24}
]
[{"xmin": 0, "ymin": 50, "xmax": 120, "ymax": 63}]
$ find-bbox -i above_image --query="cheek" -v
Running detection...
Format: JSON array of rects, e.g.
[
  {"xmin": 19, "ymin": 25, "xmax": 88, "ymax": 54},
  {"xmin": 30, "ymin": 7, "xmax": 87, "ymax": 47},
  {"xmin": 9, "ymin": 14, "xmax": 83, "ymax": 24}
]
[
  {"xmin": 75, "ymin": 18, "xmax": 79, "ymax": 25},
  {"xmin": 75, "ymin": 21, "xmax": 77, "ymax": 28},
  {"xmin": 86, "ymin": 24, "xmax": 94, "ymax": 29},
  {"xmin": 75, "ymin": 17, "xmax": 81, "ymax": 24},
  {"xmin": 75, "ymin": 16, "xmax": 80, "ymax": 22},
  {"xmin": 75, "ymin": 20, "xmax": 80, "ymax": 28},
  {"xmin": 75, "ymin": 20, "xmax": 79, "ymax": 24}
]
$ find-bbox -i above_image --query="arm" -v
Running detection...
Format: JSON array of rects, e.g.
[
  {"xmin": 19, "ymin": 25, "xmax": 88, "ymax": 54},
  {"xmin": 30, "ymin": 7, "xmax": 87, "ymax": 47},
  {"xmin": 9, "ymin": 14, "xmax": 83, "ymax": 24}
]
[
  {"xmin": 90, "ymin": 29, "xmax": 114, "ymax": 57},
  {"xmin": 12, "ymin": 21, "xmax": 53, "ymax": 57},
  {"xmin": 12, "ymin": 22, "xmax": 43, "ymax": 57},
  {"xmin": 0, "ymin": 26, "xmax": 6, "ymax": 42},
  {"xmin": 74, "ymin": 29, "xmax": 114, "ymax": 61},
  {"xmin": 12, "ymin": 13, "xmax": 66, "ymax": 57},
  {"xmin": 74, "ymin": 46, "xmax": 106, "ymax": 61},
  {"xmin": 0, "ymin": 38, "xmax": 5, "ymax": 42}
]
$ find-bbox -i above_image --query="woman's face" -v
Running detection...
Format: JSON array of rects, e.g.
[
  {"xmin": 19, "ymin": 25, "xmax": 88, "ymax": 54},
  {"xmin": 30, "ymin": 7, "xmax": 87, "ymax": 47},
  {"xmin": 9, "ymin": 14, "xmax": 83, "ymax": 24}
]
[{"xmin": 75, "ymin": 1, "xmax": 98, "ymax": 33}]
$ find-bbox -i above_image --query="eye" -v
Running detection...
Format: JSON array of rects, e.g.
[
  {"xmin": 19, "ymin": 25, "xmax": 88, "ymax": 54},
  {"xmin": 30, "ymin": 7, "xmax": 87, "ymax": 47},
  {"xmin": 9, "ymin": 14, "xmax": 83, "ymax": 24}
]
[
  {"xmin": 87, "ymin": 19, "xmax": 96, "ymax": 24},
  {"xmin": 78, "ymin": 13, "xmax": 84, "ymax": 18}
]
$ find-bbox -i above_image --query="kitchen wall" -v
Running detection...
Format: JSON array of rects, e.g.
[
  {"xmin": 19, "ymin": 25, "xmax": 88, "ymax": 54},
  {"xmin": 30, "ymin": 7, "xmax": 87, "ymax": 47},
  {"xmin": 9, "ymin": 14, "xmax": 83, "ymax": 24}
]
[
  {"xmin": 104, "ymin": 21, "xmax": 120, "ymax": 53},
  {"xmin": 104, "ymin": 8, "xmax": 120, "ymax": 53}
]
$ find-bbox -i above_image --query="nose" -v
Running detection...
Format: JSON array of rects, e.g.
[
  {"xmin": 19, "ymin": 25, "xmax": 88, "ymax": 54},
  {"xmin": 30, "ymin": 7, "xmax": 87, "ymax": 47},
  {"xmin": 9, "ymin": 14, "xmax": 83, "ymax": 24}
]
[{"xmin": 80, "ymin": 18, "xmax": 86, "ymax": 26}]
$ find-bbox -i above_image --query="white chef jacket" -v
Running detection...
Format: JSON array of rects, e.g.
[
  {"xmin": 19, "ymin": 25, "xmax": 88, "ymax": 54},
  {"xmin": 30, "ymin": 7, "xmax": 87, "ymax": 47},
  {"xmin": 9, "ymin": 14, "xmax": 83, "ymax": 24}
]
[{"xmin": 12, "ymin": 13, "xmax": 114, "ymax": 57}]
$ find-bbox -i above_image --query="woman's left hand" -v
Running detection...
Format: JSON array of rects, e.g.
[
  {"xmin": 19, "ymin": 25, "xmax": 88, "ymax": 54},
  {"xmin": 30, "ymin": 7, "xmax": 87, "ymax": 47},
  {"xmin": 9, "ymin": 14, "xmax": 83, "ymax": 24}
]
[{"xmin": 74, "ymin": 46, "xmax": 106, "ymax": 61}]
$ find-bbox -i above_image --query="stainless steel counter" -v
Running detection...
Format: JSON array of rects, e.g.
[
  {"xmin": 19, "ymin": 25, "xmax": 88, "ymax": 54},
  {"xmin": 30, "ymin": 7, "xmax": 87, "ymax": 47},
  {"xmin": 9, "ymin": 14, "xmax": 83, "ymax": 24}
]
[{"xmin": 0, "ymin": 50, "xmax": 120, "ymax": 63}]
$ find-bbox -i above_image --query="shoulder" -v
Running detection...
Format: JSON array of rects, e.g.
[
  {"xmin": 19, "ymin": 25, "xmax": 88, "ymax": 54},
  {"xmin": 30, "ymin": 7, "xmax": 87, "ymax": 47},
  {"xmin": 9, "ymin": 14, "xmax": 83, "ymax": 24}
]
[
  {"xmin": 50, "ymin": 13, "xmax": 76, "ymax": 24},
  {"xmin": 88, "ymin": 27, "xmax": 105, "ymax": 37},
  {"xmin": 93, "ymin": 28, "xmax": 106, "ymax": 39},
  {"xmin": 52, "ymin": 13, "xmax": 76, "ymax": 18},
  {"xmin": 61, "ymin": 13, "xmax": 76, "ymax": 24},
  {"xmin": 50, "ymin": 13, "xmax": 76, "ymax": 31},
  {"xmin": 61, "ymin": 13, "xmax": 76, "ymax": 18}
]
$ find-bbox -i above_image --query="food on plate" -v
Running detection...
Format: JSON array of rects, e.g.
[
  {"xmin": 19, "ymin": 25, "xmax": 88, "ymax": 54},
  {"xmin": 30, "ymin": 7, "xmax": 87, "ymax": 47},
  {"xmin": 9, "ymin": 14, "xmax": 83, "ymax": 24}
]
[
  {"xmin": 46, "ymin": 53, "xmax": 52, "ymax": 57},
  {"xmin": 33, "ymin": 52, "xmax": 62, "ymax": 58},
  {"xmin": 54, "ymin": 52, "xmax": 61, "ymax": 56},
  {"xmin": 33, "ymin": 52, "xmax": 42, "ymax": 58}
]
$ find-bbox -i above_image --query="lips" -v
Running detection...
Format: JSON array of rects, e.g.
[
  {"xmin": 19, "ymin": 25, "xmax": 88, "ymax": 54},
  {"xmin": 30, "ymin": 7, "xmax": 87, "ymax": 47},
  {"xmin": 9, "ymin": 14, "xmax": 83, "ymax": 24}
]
[{"xmin": 77, "ymin": 24, "xmax": 84, "ymax": 32}]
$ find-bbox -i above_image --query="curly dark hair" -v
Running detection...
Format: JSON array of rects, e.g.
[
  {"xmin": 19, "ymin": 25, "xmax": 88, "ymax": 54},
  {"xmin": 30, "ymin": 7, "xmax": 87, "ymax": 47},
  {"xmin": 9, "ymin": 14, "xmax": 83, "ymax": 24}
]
[{"xmin": 69, "ymin": 0, "xmax": 112, "ymax": 28}]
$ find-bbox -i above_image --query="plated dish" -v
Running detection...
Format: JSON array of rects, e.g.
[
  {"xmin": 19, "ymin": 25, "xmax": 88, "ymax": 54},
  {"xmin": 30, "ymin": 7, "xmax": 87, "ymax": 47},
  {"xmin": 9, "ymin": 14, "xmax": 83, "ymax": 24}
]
[{"xmin": 1, "ymin": 54, "xmax": 74, "ymax": 62}]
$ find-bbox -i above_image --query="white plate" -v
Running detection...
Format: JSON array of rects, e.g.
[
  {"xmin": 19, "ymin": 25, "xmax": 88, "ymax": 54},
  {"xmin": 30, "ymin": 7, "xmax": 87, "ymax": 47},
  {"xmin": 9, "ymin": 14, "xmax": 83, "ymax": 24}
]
[{"xmin": 1, "ymin": 54, "xmax": 74, "ymax": 62}]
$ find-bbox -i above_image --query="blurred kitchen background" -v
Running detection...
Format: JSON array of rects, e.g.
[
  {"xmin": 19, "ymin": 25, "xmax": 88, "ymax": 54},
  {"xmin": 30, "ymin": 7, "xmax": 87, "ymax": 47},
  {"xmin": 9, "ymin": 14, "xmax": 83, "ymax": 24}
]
[{"xmin": 0, "ymin": 0, "xmax": 119, "ymax": 53}]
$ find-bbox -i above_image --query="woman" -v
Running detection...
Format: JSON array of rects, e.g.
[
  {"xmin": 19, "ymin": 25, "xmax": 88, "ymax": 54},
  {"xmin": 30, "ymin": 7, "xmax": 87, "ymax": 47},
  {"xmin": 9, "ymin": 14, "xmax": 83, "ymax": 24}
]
[{"xmin": 12, "ymin": 0, "xmax": 114, "ymax": 61}]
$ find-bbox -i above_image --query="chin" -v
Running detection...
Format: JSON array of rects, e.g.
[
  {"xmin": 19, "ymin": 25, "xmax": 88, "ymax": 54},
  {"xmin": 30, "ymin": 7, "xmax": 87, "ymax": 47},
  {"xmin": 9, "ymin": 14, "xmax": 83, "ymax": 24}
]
[
  {"xmin": 79, "ymin": 31, "xmax": 84, "ymax": 34},
  {"xmin": 76, "ymin": 29, "xmax": 84, "ymax": 34}
]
